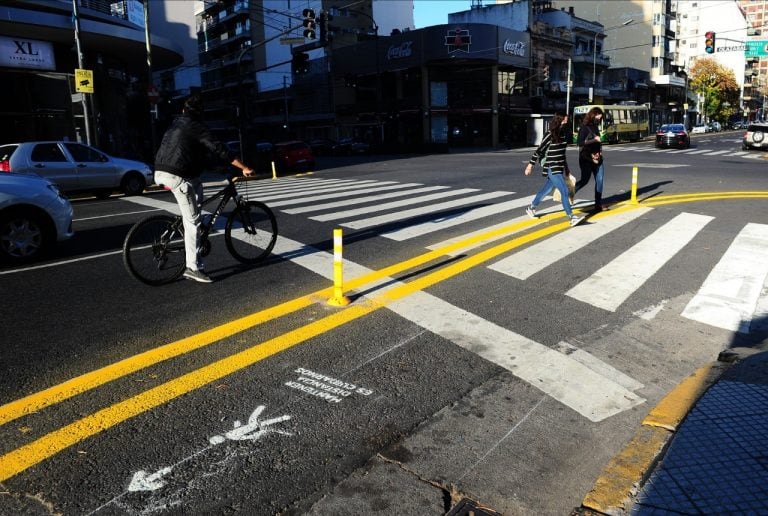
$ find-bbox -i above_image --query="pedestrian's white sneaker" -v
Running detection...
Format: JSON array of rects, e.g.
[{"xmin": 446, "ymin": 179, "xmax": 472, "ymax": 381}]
[{"xmin": 570, "ymin": 214, "xmax": 586, "ymax": 227}]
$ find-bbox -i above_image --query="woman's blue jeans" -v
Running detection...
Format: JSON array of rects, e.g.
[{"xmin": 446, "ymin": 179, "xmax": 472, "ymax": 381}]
[{"xmin": 531, "ymin": 171, "xmax": 573, "ymax": 218}]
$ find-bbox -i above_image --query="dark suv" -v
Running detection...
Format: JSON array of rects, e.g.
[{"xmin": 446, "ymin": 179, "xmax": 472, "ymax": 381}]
[{"xmin": 742, "ymin": 123, "xmax": 768, "ymax": 150}]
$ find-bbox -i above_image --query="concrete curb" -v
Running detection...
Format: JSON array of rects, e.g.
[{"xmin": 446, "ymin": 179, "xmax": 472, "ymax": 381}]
[{"xmin": 578, "ymin": 361, "xmax": 731, "ymax": 515}]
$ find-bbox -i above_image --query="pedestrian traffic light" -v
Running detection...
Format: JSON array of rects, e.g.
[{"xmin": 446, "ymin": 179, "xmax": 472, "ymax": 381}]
[
  {"xmin": 302, "ymin": 8, "xmax": 316, "ymax": 39},
  {"xmin": 543, "ymin": 65, "xmax": 550, "ymax": 81},
  {"xmin": 705, "ymin": 31, "xmax": 716, "ymax": 54},
  {"xmin": 291, "ymin": 52, "xmax": 309, "ymax": 75}
]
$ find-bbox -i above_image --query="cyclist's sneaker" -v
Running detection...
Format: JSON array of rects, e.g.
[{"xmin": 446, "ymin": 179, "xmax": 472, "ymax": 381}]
[
  {"xmin": 570, "ymin": 214, "xmax": 586, "ymax": 227},
  {"xmin": 525, "ymin": 205, "xmax": 537, "ymax": 219},
  {"xmin": 184, "ymin": 268, "xmax": 213, "ymax": 283}
]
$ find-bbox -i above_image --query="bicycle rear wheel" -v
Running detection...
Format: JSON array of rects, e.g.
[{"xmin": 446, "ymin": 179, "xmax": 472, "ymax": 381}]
[
  {"xmin": 123, "ymin": 215, "xmax": 186, "ymax": 285},
  {"xmin": 224, "ymin": 200, "xmax": 277, "ymax": 264}
]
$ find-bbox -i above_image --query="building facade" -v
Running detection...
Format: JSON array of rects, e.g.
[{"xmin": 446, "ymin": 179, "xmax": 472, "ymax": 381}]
[{"xmin": 0, "ymin": 0, "xmax": 184, "ymax": 161}]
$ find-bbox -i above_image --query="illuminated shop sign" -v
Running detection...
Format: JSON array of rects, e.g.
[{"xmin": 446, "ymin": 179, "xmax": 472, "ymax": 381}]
[{"xmin": 0, "ymin": 36, "xmax": 55, "ymax": 70}]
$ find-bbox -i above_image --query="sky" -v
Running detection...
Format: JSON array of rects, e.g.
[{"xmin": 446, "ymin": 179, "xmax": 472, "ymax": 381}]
[{"xmin": 412, "ymin": 0, "xmax": 473, "ymax": 28}]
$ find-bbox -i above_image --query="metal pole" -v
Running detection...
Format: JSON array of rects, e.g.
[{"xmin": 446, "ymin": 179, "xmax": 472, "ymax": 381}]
[
  {"xmin": 143, "ymin": 0, "xmax": 156, "ymax": 154},
  {"xmin": 566, "ymin": 58, "xmax": 572, "ymax": 115},
  {"xmin": 71, "ymin": 0, "xmax": 92, "ymax": 145}
]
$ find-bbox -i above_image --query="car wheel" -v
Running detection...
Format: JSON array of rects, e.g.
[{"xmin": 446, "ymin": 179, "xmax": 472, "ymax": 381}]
[
  {"xmin": 754, "ymin": 131, "xmax": 764, "ymax": 143},
  {"xmin": 0, "ymin": 208, "xmax": 52, "ymax": 264},
  {"xmin": 121, "ymin": 172, "xmax": 146, "ymax": 196}
]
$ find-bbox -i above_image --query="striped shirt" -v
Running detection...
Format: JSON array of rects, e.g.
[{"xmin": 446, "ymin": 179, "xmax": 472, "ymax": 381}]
[{"xmin": 528, "ymin": 132, "xmax": 569, "ymax": 174}]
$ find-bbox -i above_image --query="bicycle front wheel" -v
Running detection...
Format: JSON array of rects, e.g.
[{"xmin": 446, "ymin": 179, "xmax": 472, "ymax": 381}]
[
  {"xmin": 225, "ymin": 201, "xmax": 277, "ymax": 264},
  {"xmin": 123, "ymin": 215, "xmax": 186, "ymax": 285}
]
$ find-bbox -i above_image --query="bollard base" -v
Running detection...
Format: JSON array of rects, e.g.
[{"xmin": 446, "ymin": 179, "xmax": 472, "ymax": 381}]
[{"xmin": 327, "ymin": 296, "xmax": 351, "ymax": 307}]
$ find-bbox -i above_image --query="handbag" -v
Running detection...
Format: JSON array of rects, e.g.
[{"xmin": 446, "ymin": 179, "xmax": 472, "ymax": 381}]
[{"xmin": 552, "ymin": 172, "xmax": 577, "ymax": 203}]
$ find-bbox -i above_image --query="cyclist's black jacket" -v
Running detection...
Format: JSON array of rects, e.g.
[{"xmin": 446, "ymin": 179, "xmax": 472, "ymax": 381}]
[{"xmin": 154, "ymin": 114, "xmax": 234, "ymax": 179}]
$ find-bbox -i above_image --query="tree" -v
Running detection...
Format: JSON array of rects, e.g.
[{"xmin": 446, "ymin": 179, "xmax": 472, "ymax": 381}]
[{"xmin": 689, "ymin": 57, "xmax": 739, "ymax": 122}]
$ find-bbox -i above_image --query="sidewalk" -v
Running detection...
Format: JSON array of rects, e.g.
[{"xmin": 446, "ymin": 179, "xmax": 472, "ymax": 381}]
[{"xmin": 577, "ymin": 346, "xmax": 768, "ymax": 515}]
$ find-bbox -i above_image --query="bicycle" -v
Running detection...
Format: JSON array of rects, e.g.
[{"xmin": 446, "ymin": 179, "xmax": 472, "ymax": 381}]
[{"xmin": 122, "ymin": 175, "xmax": 277, "ymax": 285}]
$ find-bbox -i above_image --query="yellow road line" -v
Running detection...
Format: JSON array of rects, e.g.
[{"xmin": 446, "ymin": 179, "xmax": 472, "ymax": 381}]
[
  {"xmin": 1, "ymin": 191, "xmax": 765, "ymax": 480},
  {"xmin": 0, "ymin": 219, "xmax": 570, "ymax": 481},
  {"xmin": 0, "ymin": 214, "xmax": 547, "ymax": 427}
]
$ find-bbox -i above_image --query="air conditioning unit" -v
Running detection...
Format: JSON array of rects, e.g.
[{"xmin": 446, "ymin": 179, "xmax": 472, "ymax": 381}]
[{"xmin": 536, "ymin": 87, "xmax": 544, "ymax": 97}]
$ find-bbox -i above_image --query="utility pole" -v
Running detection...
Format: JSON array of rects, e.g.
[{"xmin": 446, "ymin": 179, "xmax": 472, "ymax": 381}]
[
  {"xmin": 143, "ymin": 0, "xmax": 156, "ymax": 154},
  {"xmin": 71, "ymin": 0, "xmax": 92, "ymax": 144}
]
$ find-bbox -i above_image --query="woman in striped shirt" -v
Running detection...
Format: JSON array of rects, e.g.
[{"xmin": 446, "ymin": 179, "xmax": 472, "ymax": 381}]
[{"xmin": 524, "ymin": 114, "xmax": 585, "ymax": 227}]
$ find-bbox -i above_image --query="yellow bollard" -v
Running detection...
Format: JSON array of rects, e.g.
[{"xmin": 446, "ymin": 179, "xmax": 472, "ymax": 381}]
[
  {"xmin": 630, "ymin": 166, "xmax": 638, "ymax": 204},
  {"xmin": 271, "ymin": 161, "xmax": 277, "ymax": 180},
  {"xmin": 327, "ymin": 228, "xmax": 351, "ymax": 306}
]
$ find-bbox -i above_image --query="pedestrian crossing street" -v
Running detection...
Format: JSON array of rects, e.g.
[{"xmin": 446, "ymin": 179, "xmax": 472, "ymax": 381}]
[
  {"xmin": 603, "ymin": 143, "xmax": 764, "ymax": 159},
  {"xmin": 125, "ymin": 178, "xmax": 768, "ymax": 421},
  {"xmin": 129, "ymin": 176, "xmax": 768, "ymax": 339}
]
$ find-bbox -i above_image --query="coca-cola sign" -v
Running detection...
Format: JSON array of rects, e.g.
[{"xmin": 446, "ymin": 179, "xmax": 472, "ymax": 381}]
[
  {"xmin": 503, "ymin": 39, "xmax": 527, "ymax": 57},
  {"xmin": 387, "ymin": 41, "xmax": 413, "ymax": 60}
]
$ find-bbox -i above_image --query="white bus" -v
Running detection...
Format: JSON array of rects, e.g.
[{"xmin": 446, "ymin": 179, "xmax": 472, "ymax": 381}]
[{"xmin": 572, "ymin": 104, "xmax": 650, "ymax": 144}]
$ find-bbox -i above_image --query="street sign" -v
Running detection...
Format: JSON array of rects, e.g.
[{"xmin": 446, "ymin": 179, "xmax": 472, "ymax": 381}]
[
  {"xmin": 280, "ymin": 37, "xmax": 305, "ymax": 45},
  {"xmin": 75, "ymin": 68, "xmax": 93, "ymax": 93},
  {"xmin": 745, "ymin": 40, "xmax": 768, "ymax": 58}
]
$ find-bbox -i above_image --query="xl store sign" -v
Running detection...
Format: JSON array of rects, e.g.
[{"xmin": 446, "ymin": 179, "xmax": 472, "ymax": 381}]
[{"xmin": 0, "ymin": 36, "xmax": 55, "ymax": 70}]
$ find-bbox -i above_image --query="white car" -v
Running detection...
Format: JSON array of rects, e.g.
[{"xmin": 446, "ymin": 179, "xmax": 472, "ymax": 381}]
[
  {"xmin": 0, "ymin": 141, "xmax": 153, "ymax": 199},
  {"xmin": 691, "ymin": 125, "xmax": 708, "ymax": 134},
  {"xmin": 0, "ymin": 173, "xmax": 74, "ymax": 264}
]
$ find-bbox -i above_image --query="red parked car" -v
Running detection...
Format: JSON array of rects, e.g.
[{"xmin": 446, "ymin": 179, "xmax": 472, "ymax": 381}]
[{"xmin": 273, "ymin": 141, "xmax": 316, "ymax": 171}]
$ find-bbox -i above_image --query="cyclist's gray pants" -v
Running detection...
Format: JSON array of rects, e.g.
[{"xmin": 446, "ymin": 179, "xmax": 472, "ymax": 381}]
[{"xmin": 154, "ymin": 170, "xmax": 204, "ymax": 271}]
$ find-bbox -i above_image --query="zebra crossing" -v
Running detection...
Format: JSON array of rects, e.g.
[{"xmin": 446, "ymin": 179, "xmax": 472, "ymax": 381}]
[
  {"xmin": 604, "ymin": 144, "xmax": 762, "ymax": 159},
  {"xmin": 122, "ymin": 180, "xmax": 768, "ymax": 420},
  {"xmin": 129, "ymin": 177, "xmax": 768, "ymax": 337}
]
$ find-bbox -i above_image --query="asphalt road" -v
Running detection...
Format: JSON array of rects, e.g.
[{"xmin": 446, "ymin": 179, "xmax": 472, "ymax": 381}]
[{"xmin": 1, "ymin": 131, "xmax": 766, "ymax": 515}]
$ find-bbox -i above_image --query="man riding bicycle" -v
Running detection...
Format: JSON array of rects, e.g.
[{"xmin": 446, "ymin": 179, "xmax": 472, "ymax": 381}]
[{"xmin": 154, "ymin": 94, "xmax": 254, "ymax": 283}]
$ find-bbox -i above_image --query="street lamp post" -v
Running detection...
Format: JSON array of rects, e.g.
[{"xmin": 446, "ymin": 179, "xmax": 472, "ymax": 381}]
[{"xmin": 592, "ymin": 19, "xmax": 633, "ymax": 100}]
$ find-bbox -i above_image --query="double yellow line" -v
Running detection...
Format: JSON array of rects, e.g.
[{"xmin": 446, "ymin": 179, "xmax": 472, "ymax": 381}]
[{"xmin": 1, "ymin": 192, "xmax": 766, "ymax": 481}]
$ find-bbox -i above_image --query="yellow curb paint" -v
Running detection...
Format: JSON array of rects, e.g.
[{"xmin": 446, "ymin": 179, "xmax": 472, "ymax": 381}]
[
  {"xmin": 644, "ymin": 362, "xmax": 726, "ymax": 431},
  {"xmin": 582, "ymin": 425, "xmax": 670, "ymax": 513},
  {"xmin": 582, "ymin": 361, "xmax": 730, "ymax": 513}
]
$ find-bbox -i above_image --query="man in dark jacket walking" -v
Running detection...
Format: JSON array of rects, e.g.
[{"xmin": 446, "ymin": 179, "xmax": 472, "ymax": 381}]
[{"xmin": 154, "ymin": 94, "xmax": 254, "ymax": 283}]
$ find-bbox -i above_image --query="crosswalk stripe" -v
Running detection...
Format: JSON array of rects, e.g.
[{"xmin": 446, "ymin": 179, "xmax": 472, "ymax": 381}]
[
  {"xmin": 237, "ymin": 178, "xmax": 371, "ymax": 196},
  {"xmin": 258, "ymin": 180, "xmax": 383, "ymax": 201},
  {"xmin": 282, "ymin": 185, "xmax": 450, "ymax": 214},
  {"xmin": 488, "ymin": 207, "xmax": 652, "ymax": 280},
  {"xmin": 270, "ymin": 182, "xmax": 423, "ymax": 208},
  {"xmin": 342, "ymin": 191, "xmax": 514, "ymax": 229},
  {"xmin": 425, "ymin": 210, "xmax": 533, "ymax": 252},
  {"xmin": 702, "ymin": 150, "xmax": 730, "ymax": 155},
  {"xmin": 382, "ymin": 195, "xmax": 531, "ymax": 241},
  {"xmin": 685, "ymin": 149, "xmax": 713, "ymax": 155},
  {"xmin": 310, "ymin": 188, "xmax": 480, "ymax": 222},
  {"xmin": 566, "ymin": 212, "xmax": 714, "ymax": 311},
  {"xmin": 681, "ymin": 223, "xmax": 768, "ymax": 333}
]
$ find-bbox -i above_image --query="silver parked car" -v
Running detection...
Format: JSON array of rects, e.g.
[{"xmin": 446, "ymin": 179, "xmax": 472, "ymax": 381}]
[
  {"xmin": 0, "ymin": 141, "xmax": 153, "ymax": 198},
  {"xmin": 0, "ymin": 172, "xmax": 74, "ymax": 264}
]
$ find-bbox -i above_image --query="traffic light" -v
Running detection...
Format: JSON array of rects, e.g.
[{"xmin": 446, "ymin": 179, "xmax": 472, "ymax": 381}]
[
  {"xmin": 291, "ymin": 52, "xmax": 309, "ymax": 75},
  {"xmin": 705, "ymin": 31, "xmax": 716, "ymax": 54},
  {"xmin": 319, "ymin": 11, "xmax": 331, "ymax": 43},
  {"xmin": 543, "ymin": 65, "xmax": 550, "ymax": 81},
  {"xmin": 302, "ymin": 8, "xmax": 316, "ymax": 39}
]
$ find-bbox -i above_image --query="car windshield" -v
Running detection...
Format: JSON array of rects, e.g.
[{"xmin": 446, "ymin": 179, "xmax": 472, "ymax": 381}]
[
  {"xmin": 659, "ymin": 125, "xmax": 669, "ymax": 132},
  {"xmin": 670, "ymin": 125, "xmax": 685, "ymax": 132}
]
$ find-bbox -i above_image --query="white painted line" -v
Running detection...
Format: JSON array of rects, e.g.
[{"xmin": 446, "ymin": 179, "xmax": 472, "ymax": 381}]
[
  {"xmin": 381, "ymin": 194, "xmax": 530, "ymax": 242},
  {"xmin": 310, "ymin": 188, "xmax": 480, "ymax": 222},
  {"xmin": 424, "ymin": 211, "xmax": 533, "ymax": 253},
  {"xmin": 566, "ymin": 212, "xmax": 713, "ymax": 311},
  {"xmin": 282, "ymin": 185, "xmax": 449, "ymax": 214},
  {"xmin": 685, "ymin": 149, "xmax": 714, "ymax": 154},
  {"xmin": 258, "ymin": 180, "xmax": 382, "ymax": 201},
  {"xmin": 388, "ymin": 293, "xmax": 645, "ymax": 422},
  {"xmin": 751, "ymin": 271, "xmax": 768, "ymax": 333},
  {"xmin": 554, "ymin": 341, "xmax": 644, "ymax": 392},
  {"xmin": 488, "ymin": 207, "xmax": 653, "ymax": 280},
  {"xmin": 701, "ymin": 150, "xmax": 730, "ymax": 156},
  {"xmin": 342, "ymin": 191, "xmax": 514, "ymax": 229},
  {"xmin": 682, "ymin": 223, "xmax": 768, "ymax": 333},
  {"xmin": 269, "ymin": 182, "xmax": 421, "ymax": 208}
]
